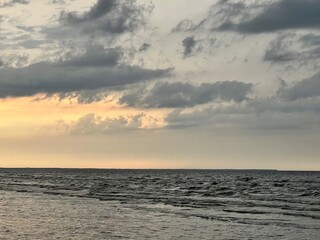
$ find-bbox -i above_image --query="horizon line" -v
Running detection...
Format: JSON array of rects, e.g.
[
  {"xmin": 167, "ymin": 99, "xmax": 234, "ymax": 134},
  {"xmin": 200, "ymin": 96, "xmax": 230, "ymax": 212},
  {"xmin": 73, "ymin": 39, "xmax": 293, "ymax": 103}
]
[{"xmin": 0, "ymin": 167, "xmax": 319, "ymax": 172}]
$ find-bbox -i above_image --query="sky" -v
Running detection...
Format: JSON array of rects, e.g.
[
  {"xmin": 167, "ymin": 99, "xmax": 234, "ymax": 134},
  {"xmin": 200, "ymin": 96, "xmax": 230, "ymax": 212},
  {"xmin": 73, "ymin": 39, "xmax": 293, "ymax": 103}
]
[{"xmin": 0, "ymin": 0, "xmax": 320, "ymax": 170}]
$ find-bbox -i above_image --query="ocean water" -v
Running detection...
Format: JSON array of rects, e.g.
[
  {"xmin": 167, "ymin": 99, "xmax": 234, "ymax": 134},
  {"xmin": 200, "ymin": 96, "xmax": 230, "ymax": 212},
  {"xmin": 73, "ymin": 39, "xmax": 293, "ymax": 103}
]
[{"xmin": 0, "ymin": 169, "xmax": 319, "ymax": 239}]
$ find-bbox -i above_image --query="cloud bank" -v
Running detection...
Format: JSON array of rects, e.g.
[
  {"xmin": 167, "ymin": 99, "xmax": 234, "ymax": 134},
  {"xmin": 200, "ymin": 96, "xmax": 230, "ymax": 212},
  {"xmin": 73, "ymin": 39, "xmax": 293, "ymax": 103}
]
[{"xmin": 120, "ymin": 81, "xmax": 252, "ymax": 108}]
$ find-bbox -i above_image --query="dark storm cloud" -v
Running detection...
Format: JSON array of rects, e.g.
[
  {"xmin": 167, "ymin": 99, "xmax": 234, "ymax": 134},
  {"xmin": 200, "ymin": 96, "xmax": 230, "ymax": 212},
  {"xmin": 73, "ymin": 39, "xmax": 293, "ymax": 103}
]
[
  {"xmin": 219, "ymin": 0, "xmax": 320, "ymax": 33},
  {"xmin": 0, "ymin": 47, "xmax": 171, "ymax": 98},
  {"xmin": 58, "ymin": 0, "xmax": 150, "ymax": 35},
  {"xmin": 182, "ymin": 36, "xmax": 197, "ymax": 58},
  {"xmin": 119, "ymin": 81, "xmax": 252, "ymax": 108}
]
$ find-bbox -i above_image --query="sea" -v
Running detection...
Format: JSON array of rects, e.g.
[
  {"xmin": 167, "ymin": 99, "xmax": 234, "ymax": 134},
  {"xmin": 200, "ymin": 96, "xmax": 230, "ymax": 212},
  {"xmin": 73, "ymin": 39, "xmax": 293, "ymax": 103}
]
[{"xmin": 0, "ymin": 169, "xmax": 319, "ymax": 239}]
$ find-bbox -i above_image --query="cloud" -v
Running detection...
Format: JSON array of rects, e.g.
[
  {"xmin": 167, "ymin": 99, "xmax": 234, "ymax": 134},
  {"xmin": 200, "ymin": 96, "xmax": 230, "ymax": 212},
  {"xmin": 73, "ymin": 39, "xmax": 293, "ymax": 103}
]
[
  {"xmin": 160, "ymin": 71, "xmax": 320, "ymax": 131},
  {"xmin": 58, "ymin": 0, "xmax": 151, "ymax": 35},
  {"xmin": 300, "ymin": 33, "xmax": 320, "ymax": 47},
  {"xmin": 219, "ymin": 0, "xmax": 320, "ymax": 33},
  {"xmin": 49, "ymin": 0, "xmax": 65, "ymax": 4},
  {"xmin": 64, "ymin": 113, "xmax": 146, "ymax": 135},
  {"xmin": 280, "ymin": 73, "xmax": 320, "ymax": 100},
  {"xmin": 0, "ymin": 45, "xmax": 171, "ymax": 99},
  {"xmin": 48, "ymin": 89, "xmax": 110, "ymax": 104},
  {"xmin": 165, "ymin": 97, "xmax": 320, "ymax": 130},
  {"xmin": 61, "ymin": 0, "xmax": 116, "ymax": 23},
  {"xmin": 182, "ymin": 36, "xmax": 197, "ymax": 58},
  {"xmin": 119, "ymin": 81, "xmax": 252, "ymax": 108},
  {"xmin": 139, "ymin": 43, "xmax": 150, "ymax": 52},
  {"xmin": 0, "ymin": 0, "xmax": 29, "ymax": 8},
  {"xmin": 264, "ymin": 34, "xmax": 297, "ymax": 62},
  {"xmin": 263, "ymin": 33, "xmax": 320, "ymax": 63},
  {"xmin": 18, "ymin": 39, "xmax": 46, "ymax": 49},
  {"xmin": 172, "ymin": 19, "xmax": 195, "ymax": 33},
  {"xmin": 59, "ymin": 45, "xmax": 123, "ymax": 67},
  {"xmin": 163, "ymin": 73, "xmax": 320, "ymax": 130}
]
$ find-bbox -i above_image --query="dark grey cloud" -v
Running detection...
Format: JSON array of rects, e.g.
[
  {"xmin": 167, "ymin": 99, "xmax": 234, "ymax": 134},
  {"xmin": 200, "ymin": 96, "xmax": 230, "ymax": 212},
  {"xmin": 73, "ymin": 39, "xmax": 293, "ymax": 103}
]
[
  {"xmin": 0, "ymin": 46, "xmax": 170, "ymax": 98},
  {"xmin": 45, "ymin": 90, "xmax": 109, "ymax": 104},
  {"xmin": 182, "ymin": 36, "xmax": 197, "ymax": 58},
  {"xmin": 119, "ymin": 81, "xmax": 252, "ymax": 108},
  {"xmin": 0, "ymin": 32, "xmax": 46, "ymax": 50},
  {"xmin": 1, "ymin": 25, "xmax": 44, "ymax": 50},
  {"xmin": 219, "ymin": 0, "xmax": 320, "ymax": 33},
  {"xmin": 264, "ymin": 34, "xmax": 297, "ymax": 62},
  {"xmin": 58, "ymin": 0, "xmax": 150, "ymax": 35},
  {"xmin": 49, "ymin": 0, "xmax": 65, "ymax": 4},
  {"xmin": 300, "ymin": 33, "xmax": 320, "ymax": 47},
  {"xmin": 59, "ymin": 45, "xmax": 122, "ymax": 67},
  {"xmin": 163, "ymin": 72, "xmax": 320, "ymax": 130},
  {"xmin": 16, "ymin": 25, "xmax": 36, "ymax": 33},
  {"xmin": 61, "ymin": 0, "xmax": 116, "ymax": 23},
  {"xmin": 165, "ymin": 108, "xmax": 216, "ymax": 129},
  {"xmin": 139, "ymin": 43, "xmax": 150, "ymax": 52},
  {"xmin": 19, "ymin": 39, "xmax": 46, "ymax": 49},
  {"xmin": 0, "ymin": 64, "xmax": 169, "ymax": 98},
  {"xmin": 264, "ymin": 33, "xmax": 320, "ymax": 63},
  {"xmin": 165, "ymin": 96, "xmax": 320, "ymax": 130},
  {"xmin": 182, "ymin": 0, "xmax": 250, "ymax": 34},
  {"xmin": 172, "ymin": 19, "xmax": 195, "ymax": 33},
  {"xmin": 280, "ymin": 73, "xmax": 320, "ymax": 101}
]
